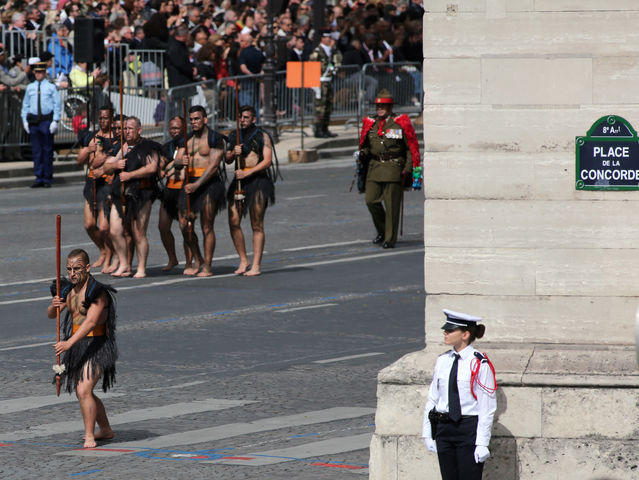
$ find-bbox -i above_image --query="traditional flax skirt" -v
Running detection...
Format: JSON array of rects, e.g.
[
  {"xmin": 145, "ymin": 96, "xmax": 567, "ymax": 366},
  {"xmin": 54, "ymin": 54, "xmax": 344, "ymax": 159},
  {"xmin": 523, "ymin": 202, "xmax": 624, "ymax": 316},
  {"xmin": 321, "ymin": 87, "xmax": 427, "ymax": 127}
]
[
  {"xmin": 178, "ymin": 175, "xmax": 226, "ymax": 216},
  {"xmin": 83, "ymin": 177, "xmax": 111, "ymax": 218},
  {"xmin": 226, "ymin": 173, "xmax": 275, "ymax": 219},
  {"xmin": 111, "ymin": 181, "xmax": 157, "ymax": 223},
  {"xmin": 58, "ymin": 335, "xmax": 117, "ymax": 394},
  {"xmin": 160, "ymin": 186, "xmax": 181, "ymax": 220}
]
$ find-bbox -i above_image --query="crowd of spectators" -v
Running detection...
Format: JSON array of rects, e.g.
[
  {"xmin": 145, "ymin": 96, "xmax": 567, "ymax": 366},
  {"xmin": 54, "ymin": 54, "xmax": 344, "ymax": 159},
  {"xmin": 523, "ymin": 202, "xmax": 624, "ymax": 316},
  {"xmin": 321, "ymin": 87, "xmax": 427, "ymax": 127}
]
[{"xmin": 0, "ymin": 0, "xmax": 423, "ymax": 92}]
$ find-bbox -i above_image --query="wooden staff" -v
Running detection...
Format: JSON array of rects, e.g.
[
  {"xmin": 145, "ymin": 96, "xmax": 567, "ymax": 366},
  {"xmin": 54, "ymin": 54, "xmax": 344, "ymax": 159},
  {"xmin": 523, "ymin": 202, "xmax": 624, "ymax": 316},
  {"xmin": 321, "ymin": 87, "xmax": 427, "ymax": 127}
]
[
  {"xmin": 181, "ymin": 99, "xmax": 192, "ymax": 241},
  {"xmin": 119, "ymin": 81, "xmax": 126, "ymax": 217},
  {"xmin": 55, "ymin": 214, "xmax": 62, "ymax": 396},
  {"xmin": 233, "ymin": 82, "xmax": 245, "ymax": 216}
]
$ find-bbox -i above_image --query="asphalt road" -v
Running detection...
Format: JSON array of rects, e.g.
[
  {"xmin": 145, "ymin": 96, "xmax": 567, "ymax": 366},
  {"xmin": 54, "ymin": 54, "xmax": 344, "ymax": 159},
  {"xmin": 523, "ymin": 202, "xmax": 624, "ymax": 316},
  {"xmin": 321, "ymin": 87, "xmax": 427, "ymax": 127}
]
[{"xmin": 0, "ymin": 157, "xmax": 425, "ymax": 479}]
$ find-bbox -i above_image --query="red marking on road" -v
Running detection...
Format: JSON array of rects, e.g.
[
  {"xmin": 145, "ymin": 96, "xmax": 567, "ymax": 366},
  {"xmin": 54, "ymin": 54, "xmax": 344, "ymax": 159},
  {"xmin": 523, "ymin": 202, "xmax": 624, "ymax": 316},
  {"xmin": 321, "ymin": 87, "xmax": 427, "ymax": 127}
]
[
  {"xmin": 184, "ymin": 455, "xmax": 210, "ymax": 460},
  {"xmin": 75, "ymin": 448, "xmax": 136, "ymax": 452},
  {"xmin": 310, "ymin": 462, "xmax": 365, "ymax": 470},
  {"xmin": 221, "ymin": 456, "xmax": 254, "ymax": 460},
  {"xmin": 0, "ymin": 443, "xmax": 14, "ymax": 447}
]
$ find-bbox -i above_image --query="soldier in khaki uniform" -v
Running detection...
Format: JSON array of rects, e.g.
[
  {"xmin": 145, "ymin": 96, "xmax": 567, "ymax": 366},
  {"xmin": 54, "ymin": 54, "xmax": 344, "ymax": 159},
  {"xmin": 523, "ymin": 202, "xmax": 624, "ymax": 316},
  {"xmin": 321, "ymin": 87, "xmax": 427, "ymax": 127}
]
[
  {"xmin": 309, "ymin": 29, "xmax": 342, "ymax": 138},
  {"xmin": 359, "ymin": 90, "xmax": 421, "ymax": 248}
]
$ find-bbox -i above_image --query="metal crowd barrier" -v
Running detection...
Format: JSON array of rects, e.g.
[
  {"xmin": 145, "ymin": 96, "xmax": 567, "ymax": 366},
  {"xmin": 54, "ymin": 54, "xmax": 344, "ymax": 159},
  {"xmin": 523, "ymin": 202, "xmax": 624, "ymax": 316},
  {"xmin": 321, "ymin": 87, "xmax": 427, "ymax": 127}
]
[
  {"xmin": 359, "ymin": 62, "xmax": 422, "ymax": 120},
  {"xmin": 162, "ymin": 79, "xmax": 219, "ymax": 140}
]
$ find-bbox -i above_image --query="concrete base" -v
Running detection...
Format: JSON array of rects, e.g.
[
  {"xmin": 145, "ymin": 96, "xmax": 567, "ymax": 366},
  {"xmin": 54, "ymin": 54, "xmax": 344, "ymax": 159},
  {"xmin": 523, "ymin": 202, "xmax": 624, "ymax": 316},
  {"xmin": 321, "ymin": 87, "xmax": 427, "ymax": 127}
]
[
  {"xmin": 369, "ymin": 346, "xmax": 639, "ymax": 479},
  {"xmin": 288, "ymin": 149, "xmax": 318, "ymax": 163}
]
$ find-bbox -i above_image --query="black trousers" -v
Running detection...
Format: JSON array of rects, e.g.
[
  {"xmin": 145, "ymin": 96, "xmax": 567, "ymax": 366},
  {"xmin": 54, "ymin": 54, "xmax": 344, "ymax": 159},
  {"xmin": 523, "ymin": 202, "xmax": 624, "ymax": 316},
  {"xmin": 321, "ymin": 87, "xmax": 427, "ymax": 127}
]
[{"xmin": 435, "ymin": 416, "xmax": 484, "ymax": 480}]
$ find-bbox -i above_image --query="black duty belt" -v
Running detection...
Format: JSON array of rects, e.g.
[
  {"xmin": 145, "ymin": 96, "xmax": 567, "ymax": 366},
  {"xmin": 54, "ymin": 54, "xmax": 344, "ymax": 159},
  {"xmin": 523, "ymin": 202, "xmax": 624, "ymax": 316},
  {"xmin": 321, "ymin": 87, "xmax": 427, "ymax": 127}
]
[{"xmin": 429, "ymin": 409, "xmax": 477, "ymax": 424}]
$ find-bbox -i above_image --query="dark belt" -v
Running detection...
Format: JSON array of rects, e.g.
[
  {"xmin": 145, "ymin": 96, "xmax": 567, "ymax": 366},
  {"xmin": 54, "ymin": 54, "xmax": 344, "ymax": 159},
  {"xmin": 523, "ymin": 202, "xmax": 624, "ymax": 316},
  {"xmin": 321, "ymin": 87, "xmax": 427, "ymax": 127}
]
[
  {"xmin": 377, "ymin": 157, "xmax": 403, "ymax": 164},
  {"xmin": 26, "ymin": 112, "xmax": 53, "ymax": 124},
  {"xmin": 429, "ymin": 410, "xmax": 477, "ymax": 424}
]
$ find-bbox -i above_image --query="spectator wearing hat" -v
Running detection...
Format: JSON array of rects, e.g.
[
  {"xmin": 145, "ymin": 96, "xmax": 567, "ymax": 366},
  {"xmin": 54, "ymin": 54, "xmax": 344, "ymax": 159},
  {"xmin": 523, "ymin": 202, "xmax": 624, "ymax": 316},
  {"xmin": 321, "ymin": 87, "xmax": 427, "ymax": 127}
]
[
  {"xmin": 20, "ymin": 61, "xmax": 61, "ymax": 188},
  {"xmin": 309, "ymin": 28, "xmax": 342, "ymax": 138},
  {"xmin": 358, "ymin": 89, "xmax": 419, "ymax": 248},
  {"xmin": 422, "ymin": 309, "xmax": 498, "ymax": 480}
]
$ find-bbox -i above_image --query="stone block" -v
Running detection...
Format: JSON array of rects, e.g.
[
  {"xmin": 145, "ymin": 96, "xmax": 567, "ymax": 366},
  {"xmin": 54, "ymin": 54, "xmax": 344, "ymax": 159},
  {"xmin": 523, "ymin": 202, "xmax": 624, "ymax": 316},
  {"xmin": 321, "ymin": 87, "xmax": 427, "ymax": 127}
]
[
  {"xmin": 481, "ymin": 57, "xmax": 593, "ymax": 106},
  {"xmin": 397, "ymin": 435, "xmax": 440, "ymax": 480},
  {"xmin": 517, "ymin": 437, "xmax": 639, "ymax": 479},
  {"xmin": 542, "ymin": 387, "xmax": 639, "ymax": 438},
  {"xmin": 423, "ymin": 12, "xmax": 639, "ymax": 58},
  {"xmin": 534, "ymin": 0, "xmax": 639, "ymax": 11},
  {"xmin": 423, "ymin": 59, "xmax": 481, "ymax": 104},
  {"xmin": 368, "ymin": 434, "xmax": 397, "ymax": 480},
  {"xmin": 493, "ymin": 386, "xmax": 542, "ymax": 438},
  {"xmin": 424, "ymin": 294, "xmax": 637, "ymax": 345},
  {"xmin": 374, "ymin": 384, "xmax": 427, "ymax": 436},
  {"xmin": 594, "ymin": 56, "xmax": 639, "ymax": 104},
  {"xmin": 424, "ymin": 199, "xmax": 639, "ymax": 249},
  {"xmin": 423, "ymin": 105, "xmax": 639, "ymax": 153}
]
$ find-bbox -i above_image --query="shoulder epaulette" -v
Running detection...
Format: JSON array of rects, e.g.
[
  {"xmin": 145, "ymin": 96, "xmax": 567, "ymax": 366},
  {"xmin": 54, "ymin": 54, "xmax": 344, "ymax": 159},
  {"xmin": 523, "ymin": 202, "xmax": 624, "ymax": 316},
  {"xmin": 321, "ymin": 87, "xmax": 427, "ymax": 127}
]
[{"xmin": 474, "ymin": 351, "xmax": 487, "ymax": 363}]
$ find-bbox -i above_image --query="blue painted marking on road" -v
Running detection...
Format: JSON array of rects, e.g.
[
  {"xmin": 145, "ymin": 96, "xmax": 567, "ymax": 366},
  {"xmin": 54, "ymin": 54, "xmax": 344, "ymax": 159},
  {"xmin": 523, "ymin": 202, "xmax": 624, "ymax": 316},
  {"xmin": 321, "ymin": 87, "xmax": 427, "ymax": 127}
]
[
  {"xmin": 36, "ymin": 334, "xmax": 57, "ymax": 339},
  {"xmin": 288, "ymin": 432, "xmax": 319, "ymax": 439},
  {"xmin": 320, "ymin": 296, "xmax": 339, "ymax": 300},
  {"xmin": 211, "ymin": 310, "xmax": 233, "ymax": 316},
  {"xmin": 269, "ymin": 303, "xmax": 288, "ymax": 308},
  {"xmin": 68, "ymin": 469, "xmax": 102, "ymax": 476},
  {"xmin": 156, "ymin": 317, "xmax": 179, "ymax": 323}
]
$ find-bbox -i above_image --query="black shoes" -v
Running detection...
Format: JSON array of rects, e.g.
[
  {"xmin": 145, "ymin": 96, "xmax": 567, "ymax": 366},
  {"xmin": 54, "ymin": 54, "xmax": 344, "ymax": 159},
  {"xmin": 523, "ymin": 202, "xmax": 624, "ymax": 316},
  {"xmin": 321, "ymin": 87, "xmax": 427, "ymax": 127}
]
[
  {"xmin": 43, "ymin": 183, "xmax": 51, "ymax": 188},
  {"xmin": 382, "ymin": 242, "xmax": 395, "ymax": 249},
  {"xmin": 373, "ymin": 234, "xmax": 384, "ymax": 244},
  {"xmin": 30, "ymin": 182, "xmax": 43, "ymax": 188},
  {"xmin": 324, "ymin": 129, "xmax": 338, "ymax": 138},
  {"xmin": 314, "ymin": 129, "xmax": 327, "ymax": 138}
]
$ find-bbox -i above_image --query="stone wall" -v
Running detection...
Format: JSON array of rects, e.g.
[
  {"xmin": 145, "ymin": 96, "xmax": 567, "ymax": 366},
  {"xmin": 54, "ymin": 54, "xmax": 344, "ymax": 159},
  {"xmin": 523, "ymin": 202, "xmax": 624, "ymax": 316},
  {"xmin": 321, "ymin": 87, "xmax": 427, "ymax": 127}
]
[{"xmin": 370, "ymin": 2, "xmax": 639, "ymax": 478}]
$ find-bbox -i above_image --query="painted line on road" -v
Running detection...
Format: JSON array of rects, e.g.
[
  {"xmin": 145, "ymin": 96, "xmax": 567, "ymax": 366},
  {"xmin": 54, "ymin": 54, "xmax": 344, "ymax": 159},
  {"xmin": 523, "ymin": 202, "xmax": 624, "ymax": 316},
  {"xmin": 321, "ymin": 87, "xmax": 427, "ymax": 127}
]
[
  {"xmin": 280, "ymin": 239, "xmax": 368, "ymax": 252},
  {"xmin": 0, "ymin": 392, "xmax": 125, "ymax": 415},
  {"xmin": 201, "ymin": 433, "xmax": 372, "ymax": 466},
  {"xmin": 56, "ymin": 407, "xmax": 375, "ymax": 458},
  {"xmin": 275, "ymin": 303, "xmax": 337, "ymax": 313},
  {"xmin": 0, "ymin": 247, "xmax": 423, "ymax": 307},
  {"xmin": 282, "ymin": 194, "xmax": 328, "ymax": 201},
  {"xmin": 1, "ymin": 398, "xmax": 254, "ymax": 441},
  {"xmin": 141, "ymin": 380, "xmax": 207, "ymax": 392},
  {"xmin": 313, "ymin": 352, "xmax": 385, "ymax": 364},
  {"xmin": 0, "ymin": 341, "xmax": 53, "ymax": 351},
  {"xmin": 31, "ymin": 242, "xmax": 94, "ymax": 252},
  {"xmin": 68, "ymin": 470, "xmax": 103, "ymax": 477}
]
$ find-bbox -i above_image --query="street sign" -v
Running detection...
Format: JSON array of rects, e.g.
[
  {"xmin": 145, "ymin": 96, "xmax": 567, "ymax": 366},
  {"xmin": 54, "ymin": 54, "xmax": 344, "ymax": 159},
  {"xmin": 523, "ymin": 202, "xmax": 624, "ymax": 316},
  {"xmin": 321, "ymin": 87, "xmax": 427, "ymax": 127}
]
[{"xmin": 576, "ymin": 115, "xmax": 639, "ymax": 190}]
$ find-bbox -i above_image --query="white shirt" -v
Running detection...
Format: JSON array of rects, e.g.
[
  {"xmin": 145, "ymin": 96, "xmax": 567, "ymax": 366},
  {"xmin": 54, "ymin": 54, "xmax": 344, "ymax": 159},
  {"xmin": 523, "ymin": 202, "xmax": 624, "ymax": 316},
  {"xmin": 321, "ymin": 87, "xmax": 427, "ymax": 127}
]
[{"xmin": 421, "ymin": 344, "xmax": 497, "ymax": 447}]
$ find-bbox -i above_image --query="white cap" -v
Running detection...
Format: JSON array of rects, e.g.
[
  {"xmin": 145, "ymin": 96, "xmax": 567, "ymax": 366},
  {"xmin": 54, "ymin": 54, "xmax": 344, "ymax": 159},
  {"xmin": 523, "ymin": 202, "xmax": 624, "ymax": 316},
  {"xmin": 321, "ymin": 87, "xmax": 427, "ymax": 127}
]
[
  {"xmin": 28, "ymin": 56, "xmax": 41, "ymax": 66},
  {"xmin": 441, "ymin": 308, "xmax": 483, "ymax": 330}
]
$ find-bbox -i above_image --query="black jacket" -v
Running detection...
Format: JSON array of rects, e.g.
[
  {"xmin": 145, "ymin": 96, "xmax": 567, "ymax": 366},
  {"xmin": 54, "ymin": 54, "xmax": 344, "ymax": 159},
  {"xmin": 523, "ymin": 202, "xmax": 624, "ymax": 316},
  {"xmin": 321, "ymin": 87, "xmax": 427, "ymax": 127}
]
[{"xmin": 166, "ymin": 37, "xmax": 194, "ymax": 88}]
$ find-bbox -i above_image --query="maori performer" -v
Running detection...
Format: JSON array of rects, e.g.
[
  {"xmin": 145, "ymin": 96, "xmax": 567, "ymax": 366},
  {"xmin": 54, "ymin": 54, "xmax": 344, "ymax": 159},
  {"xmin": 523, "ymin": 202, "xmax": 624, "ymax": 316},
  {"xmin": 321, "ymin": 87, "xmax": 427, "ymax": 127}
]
[
  {"xmin": 358, "ymin": 89, "xmax": 421, "ymax": 249},
  {"xmin": 104, "ymin": 116, "xmax": 160, "ymax": 278},
  {"xmin": 77, "ymin": 106, "xmax": 117, "ymax": 274},
  {"xmin": 158, "ymin": 116, "xmax": 195, "ymax": 271},
  {"xmin": 224, "ymin": 105, "xmax": 276, "ymax": 276},
  {"xmin": 47, "ymin": 248, "xmax": 117, "ymax": 449},
  {"xmin": 175, "ymin": 105, "xmax": 225, "ymax": 277}
]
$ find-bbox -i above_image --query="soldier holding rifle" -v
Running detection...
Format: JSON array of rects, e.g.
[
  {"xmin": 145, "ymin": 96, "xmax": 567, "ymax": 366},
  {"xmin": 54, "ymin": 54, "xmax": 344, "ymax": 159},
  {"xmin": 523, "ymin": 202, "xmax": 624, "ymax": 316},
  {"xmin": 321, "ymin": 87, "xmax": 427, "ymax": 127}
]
[{"xmin": 358, "ymin": 89, "xmax": 420, "ymax": 249}]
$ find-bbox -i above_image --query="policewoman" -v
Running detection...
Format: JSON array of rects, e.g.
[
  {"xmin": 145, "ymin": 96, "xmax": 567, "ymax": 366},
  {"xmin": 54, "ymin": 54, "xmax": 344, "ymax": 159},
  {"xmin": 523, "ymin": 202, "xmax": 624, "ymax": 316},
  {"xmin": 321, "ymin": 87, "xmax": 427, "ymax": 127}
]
[
  {"xmin": 20, "ymin": 61, "xmax": 61, "ymax": 188},
  {"xmin": 422, "ymin": 309, "xmax": 497, "ymax": 480}
]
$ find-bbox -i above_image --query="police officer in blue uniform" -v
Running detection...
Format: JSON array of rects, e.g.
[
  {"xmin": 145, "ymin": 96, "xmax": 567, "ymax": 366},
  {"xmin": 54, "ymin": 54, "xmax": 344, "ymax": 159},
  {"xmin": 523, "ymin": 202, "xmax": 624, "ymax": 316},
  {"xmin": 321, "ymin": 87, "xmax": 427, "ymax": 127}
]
[
  {"xmin": 422, "ymin": 309, "xmax": 498, "ymax": 480},
  {"xmin": 21, "ymin": 61, "xmax": 61, "ymax": 188}
]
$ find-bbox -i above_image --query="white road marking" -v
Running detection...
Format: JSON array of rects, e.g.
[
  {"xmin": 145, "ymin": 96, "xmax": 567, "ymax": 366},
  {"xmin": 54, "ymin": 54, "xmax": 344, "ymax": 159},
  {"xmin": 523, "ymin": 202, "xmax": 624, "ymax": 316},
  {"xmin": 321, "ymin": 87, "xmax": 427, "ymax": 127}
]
[
  {"xmin": 0, "ymin": 392, "xmax": 124, "ymax": 415},
  {"xmin": 0, "ymin": 248, "xmax": 423, "ymax": 306},
  {"xmin": 141, "ymin": 380, "xmax": 207, "ymax": 392},
  {"xmin": 202, "ymin": 433, "xmax": 373, "ymax": 466},
  {"xmin": 0, "ymin": 341, "xmax": 54, "ymax": 351},
  {"xmin": 280, "ymin": 240, "xmax": 368, "ymax": 252},
  {"xmin": 275, "ymin": 303, "xmax": 337, "ymax": 313},
  {"xmin": 57, "ymin": 407, "xmax": 375, "ymax": 458},
  {"xmin": 282, "ymin": 194, "xmax": 328, "ymax": 201},
  {"xmin": 31, "ymin": 242, "xmax": 94, "ymax": 252},
  {"xmin": 313, "ymin": 352, "xmax": 385, "ymax": 364},
  {"xmin": 1, "ymin": 398, "xmax": 254, "ymax": 441}
]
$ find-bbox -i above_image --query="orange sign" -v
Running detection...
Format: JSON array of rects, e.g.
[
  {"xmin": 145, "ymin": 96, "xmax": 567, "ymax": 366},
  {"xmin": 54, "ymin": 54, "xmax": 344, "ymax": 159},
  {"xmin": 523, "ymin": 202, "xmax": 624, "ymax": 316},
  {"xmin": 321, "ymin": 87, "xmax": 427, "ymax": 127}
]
[{"xmin": 286, "ymin": 61, "xmax": 321, "ymax": 88}]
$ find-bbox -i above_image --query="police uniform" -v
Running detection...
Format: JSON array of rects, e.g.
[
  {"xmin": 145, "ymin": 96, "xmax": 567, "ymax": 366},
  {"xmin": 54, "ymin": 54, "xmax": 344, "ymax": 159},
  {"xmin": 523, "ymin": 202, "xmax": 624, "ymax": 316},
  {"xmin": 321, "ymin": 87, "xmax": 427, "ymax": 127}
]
[
  {"xmin": 20, "ymin": 62, "xmax": 61, "ymax": 187},
  {"xmin": 309, "ymin": 30, "xmax": 342, "ymax": 138},
  {"xmin": 359, "ymin": 90, "xmax": 420, "ymax": 248},
  {"xmin": 422, "ymin": 310, "xmax": 497, "ymax": 480}
]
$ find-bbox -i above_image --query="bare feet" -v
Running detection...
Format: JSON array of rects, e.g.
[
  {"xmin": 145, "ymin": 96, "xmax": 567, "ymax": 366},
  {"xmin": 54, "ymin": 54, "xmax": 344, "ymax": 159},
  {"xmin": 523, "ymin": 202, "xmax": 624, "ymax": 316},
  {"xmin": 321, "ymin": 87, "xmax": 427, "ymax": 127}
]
[
  {"xmin": 196, "ymin": 265, "xmax": 213, "ymax": 277},
  {"xmin": 234, "ymin": 262, "xmax": 250, "ymax": 275},
  {"xmin": 83, "ymin": 437, "xmax": 97, "ymax": 448},
  {"xmin": 243, "ymin": 267, "xmax": 261, "ymax": 276},
  {"xmin": 133, "ymin": 270, "xmax": 147, "ymax": 278},
  {"xmin": 103, "ymin": 259, "xmax": 119, "ymax": 274},
  {"xmin": 161, "ymin": 259, "xmax": 179, "ymax": 272},
  {"xmin": 112, "ymin": 267, "xmax": 132, "ymax": 277},
  {"xmin": 92, "ymin": 255, "xmax": 106, "ymax": 268},
  {"xmin": 183, "ymin": 261, "xmax": 201, "ymax": 276},
  {"xmin": 94, "ymin": 427, "xmax": 114, "ymax": 440}
]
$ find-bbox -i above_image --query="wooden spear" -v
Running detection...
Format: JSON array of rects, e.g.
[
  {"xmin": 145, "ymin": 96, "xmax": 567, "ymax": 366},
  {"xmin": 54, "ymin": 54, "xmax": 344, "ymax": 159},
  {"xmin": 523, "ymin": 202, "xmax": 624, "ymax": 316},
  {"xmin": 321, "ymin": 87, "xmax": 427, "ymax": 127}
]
[
  {"xmin": 119, "ymin": 81, "xmax": 126, "ymax": 217},
  {"xmin": 233, "ymin": 82, "xmax": 245, "ymax": 216},
  {"xmin": 55, "ymin": 214, "xmax": 62, "ymax": 396},
  {"xmin": 181, "ymin": 99, "xmax": 192, "ymax": 242}
]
